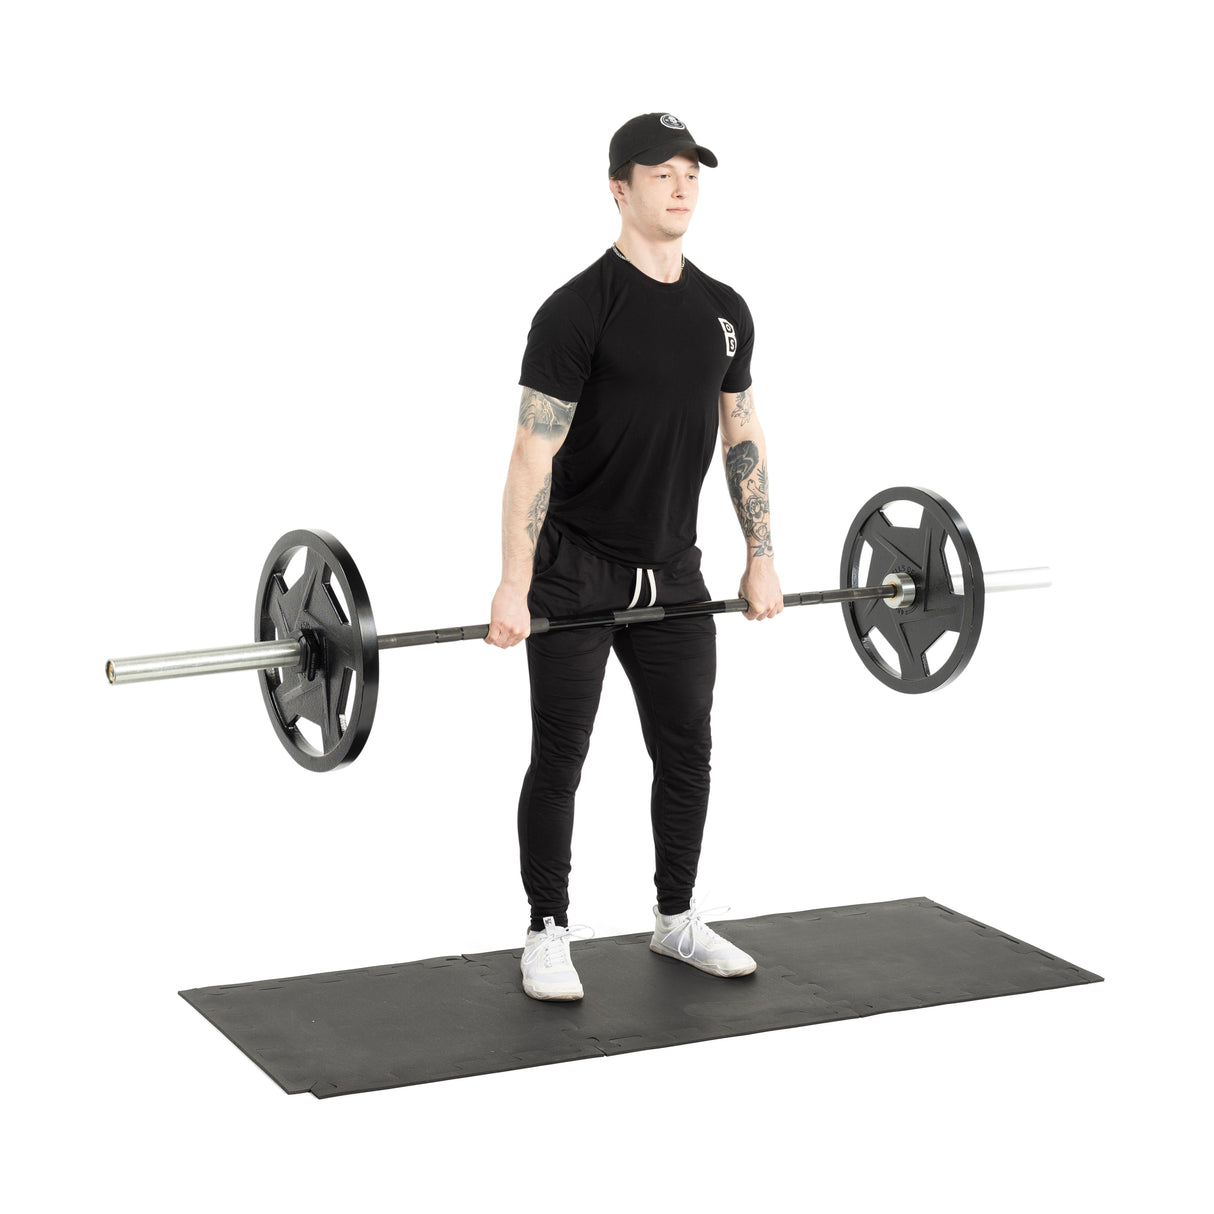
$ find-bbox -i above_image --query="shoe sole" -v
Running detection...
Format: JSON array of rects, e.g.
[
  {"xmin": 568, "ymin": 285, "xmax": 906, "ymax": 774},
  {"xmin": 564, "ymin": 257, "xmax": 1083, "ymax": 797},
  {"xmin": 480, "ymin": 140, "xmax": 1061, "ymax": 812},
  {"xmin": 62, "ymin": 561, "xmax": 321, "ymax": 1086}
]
[
  {"xmin": 522, "ymin": 982, "xmax": 584, "ymax": 1001},
  {"xmin": 649, "ymin": 940, "xmax": 756, "ymax": 977}
]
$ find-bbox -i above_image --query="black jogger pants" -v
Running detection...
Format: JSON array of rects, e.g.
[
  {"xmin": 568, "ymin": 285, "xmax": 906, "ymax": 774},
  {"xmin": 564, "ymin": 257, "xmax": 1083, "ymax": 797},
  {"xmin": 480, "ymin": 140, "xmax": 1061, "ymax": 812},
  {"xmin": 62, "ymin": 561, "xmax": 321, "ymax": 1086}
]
[{"xmin": 518, "ymin": 520, "xmax": 717, "ymax": 932}]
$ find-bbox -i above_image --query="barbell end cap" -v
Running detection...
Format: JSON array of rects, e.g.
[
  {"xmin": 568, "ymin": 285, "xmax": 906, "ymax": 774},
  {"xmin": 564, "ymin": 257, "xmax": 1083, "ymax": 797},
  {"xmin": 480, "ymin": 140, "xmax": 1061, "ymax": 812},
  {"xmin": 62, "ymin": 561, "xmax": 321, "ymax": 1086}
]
[
  {"xmin": 882, "ymin": 572, "xmax": 916, "ymax": 609},
  {"xmin": 106, "ymin": 661, "xmax": 116, "ymax": 685}
]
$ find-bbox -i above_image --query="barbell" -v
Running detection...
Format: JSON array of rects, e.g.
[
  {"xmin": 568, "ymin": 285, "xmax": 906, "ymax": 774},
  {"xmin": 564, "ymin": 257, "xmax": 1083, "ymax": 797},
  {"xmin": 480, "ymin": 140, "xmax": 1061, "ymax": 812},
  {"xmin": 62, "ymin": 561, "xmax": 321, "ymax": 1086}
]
[{"xmin": 105, "ymin": 486, "xmax": 1050, "ymax": 772}]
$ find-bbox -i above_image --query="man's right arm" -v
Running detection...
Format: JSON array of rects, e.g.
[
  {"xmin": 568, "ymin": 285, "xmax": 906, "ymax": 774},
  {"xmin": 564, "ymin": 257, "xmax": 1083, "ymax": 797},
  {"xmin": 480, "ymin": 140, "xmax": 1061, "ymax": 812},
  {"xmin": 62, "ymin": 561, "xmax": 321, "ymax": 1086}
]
[{"xmin": 485, "ymin": 386, "xmax": 578, "ymax": 648}]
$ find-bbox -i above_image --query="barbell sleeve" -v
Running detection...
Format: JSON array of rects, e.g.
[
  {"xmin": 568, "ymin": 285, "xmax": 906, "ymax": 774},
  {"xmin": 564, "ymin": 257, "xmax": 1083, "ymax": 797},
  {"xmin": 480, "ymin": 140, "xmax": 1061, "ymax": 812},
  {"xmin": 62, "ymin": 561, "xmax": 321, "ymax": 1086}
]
[
  {"xmin": 106, "ymin": 639, "xmax": 304, "ymax": 686},
  {"xmin": 965, "ymin": 567, "xmax": 1051, "ymax": 594}
]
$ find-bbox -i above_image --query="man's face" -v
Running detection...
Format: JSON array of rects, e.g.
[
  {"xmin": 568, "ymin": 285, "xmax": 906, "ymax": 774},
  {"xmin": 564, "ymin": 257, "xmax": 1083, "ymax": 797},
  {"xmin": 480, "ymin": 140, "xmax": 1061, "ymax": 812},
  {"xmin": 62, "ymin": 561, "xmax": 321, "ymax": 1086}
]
[{"xmin": 619, "ymin": 153, "xmax": 699, "ymax": 238}]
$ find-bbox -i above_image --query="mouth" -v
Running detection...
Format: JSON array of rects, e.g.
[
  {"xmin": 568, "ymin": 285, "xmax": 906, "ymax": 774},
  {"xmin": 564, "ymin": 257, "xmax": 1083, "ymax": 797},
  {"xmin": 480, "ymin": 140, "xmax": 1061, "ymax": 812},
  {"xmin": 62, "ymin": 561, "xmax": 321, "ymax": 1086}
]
[{"xmin": 668, "ymin": 208, "xmax": 689, "ymax": 213}]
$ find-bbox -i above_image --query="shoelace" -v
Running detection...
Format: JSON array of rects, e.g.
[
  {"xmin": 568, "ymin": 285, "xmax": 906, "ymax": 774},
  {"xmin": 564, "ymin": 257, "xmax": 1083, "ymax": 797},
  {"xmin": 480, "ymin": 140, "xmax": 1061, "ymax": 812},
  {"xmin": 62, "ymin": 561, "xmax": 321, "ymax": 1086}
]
[
  {"xmin": 661, "ymin": 897, "xmax": 731, "ymax": 959},
  {"xmin": 527, "ymin": 923, "xmax": 595, "ymax": 970}
]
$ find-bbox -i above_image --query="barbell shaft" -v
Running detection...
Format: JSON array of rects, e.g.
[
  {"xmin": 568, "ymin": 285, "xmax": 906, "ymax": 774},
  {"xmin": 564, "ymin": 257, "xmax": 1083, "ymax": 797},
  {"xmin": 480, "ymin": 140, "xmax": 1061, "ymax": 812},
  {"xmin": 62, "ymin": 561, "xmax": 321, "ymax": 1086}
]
[
  {"xmin": 105, "ymin": 567, "xmax": 1050, "ymax": 686},
  {"xmin": 377, "ymin": 583, "xmax": 899, "ymax": 650},
  {"xmin": 106, "ymin": 586, "xmax": 893, "ymax": 681}
]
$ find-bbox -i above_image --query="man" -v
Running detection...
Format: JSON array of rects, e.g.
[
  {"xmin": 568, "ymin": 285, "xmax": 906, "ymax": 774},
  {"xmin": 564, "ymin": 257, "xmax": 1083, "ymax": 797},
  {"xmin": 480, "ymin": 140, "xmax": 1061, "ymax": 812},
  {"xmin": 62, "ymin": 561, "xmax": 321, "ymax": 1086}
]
[{"xmin": 486, "ymin": 113, "xmax": 782, "ymax": 1000}]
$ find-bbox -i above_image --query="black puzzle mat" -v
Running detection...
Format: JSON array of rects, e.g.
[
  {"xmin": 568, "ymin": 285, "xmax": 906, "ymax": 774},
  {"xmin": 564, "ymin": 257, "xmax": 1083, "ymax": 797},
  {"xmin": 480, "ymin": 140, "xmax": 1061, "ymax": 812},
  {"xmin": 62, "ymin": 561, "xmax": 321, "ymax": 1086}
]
[{"xmin": 180, "ymin": 896, "xmax": 1102, "ymax": 1098}]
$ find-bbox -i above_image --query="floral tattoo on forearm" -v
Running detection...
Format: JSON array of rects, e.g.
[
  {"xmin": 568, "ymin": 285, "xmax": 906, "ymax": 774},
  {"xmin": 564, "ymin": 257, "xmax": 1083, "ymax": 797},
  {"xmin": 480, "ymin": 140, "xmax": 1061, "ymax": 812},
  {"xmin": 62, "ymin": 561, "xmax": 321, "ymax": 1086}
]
[
  {"xmin": 725, "ymin": 441, "xmax": 773, "ymax": 558},
  {"xmin": 729, "ymin": 388, "xmax": 752, "ymax": 428}
]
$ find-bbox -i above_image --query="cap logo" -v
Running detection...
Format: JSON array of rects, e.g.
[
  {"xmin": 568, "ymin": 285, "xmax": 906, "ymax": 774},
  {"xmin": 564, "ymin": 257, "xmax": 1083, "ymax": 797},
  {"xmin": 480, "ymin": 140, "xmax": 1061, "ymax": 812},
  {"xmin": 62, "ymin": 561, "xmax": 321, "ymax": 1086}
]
[{"xmin": 659, "ymin": 114, "xmax": 686, "ymax": 130}]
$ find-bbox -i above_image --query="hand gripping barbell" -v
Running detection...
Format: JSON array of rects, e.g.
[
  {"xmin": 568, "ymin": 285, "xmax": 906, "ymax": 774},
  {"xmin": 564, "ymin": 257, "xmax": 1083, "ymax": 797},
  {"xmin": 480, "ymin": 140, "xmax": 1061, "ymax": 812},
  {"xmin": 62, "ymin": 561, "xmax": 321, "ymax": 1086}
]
[{"xmin": 105, "ymin": 486, "xmax": 1050, "ymax": 772}]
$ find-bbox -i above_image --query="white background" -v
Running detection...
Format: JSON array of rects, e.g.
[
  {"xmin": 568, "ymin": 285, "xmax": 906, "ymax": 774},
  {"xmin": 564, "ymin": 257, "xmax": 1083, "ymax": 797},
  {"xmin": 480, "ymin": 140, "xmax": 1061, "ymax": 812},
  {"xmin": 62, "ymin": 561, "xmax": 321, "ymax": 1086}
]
[{"xmin": 3, "ymin": 1, "xmax": 1208, "ymax": 1209}]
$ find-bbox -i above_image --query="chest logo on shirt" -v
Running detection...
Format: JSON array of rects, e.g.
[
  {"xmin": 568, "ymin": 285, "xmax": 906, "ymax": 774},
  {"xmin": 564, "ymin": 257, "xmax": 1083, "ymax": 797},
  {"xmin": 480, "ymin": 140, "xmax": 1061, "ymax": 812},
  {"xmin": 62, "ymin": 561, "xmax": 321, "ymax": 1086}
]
[{"xmin": 717, "ymin": 317, "xmax": 737, "ymax": 357}]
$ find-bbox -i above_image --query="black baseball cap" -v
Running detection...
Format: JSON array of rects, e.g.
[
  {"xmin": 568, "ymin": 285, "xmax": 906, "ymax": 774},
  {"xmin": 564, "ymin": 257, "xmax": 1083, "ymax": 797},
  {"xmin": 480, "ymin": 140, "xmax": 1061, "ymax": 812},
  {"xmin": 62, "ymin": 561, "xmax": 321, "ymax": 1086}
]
[{"xmin": 608, "ymin": 113, "xmax": 718, "ymax": 177}]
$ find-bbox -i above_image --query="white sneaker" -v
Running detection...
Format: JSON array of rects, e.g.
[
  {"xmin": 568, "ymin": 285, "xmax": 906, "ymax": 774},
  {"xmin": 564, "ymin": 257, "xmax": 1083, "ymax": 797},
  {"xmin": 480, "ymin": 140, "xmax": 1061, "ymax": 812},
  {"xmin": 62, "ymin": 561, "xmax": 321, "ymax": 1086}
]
[
  {"xmin": 521, "ymin": 916, "xmax": 595, "ymax": 1000},
  {"xmin": 650, "ymin": 899, "xmax": 756, "ymax": 977}
]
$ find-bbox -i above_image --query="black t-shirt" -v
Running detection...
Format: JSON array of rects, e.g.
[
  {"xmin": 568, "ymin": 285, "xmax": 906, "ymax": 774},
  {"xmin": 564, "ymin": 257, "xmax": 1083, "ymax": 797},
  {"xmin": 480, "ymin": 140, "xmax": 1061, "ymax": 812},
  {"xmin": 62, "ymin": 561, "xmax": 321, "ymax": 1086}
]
[{"xmin": 518, "ymin": 246, "xmax": 754, "ymax": 567}]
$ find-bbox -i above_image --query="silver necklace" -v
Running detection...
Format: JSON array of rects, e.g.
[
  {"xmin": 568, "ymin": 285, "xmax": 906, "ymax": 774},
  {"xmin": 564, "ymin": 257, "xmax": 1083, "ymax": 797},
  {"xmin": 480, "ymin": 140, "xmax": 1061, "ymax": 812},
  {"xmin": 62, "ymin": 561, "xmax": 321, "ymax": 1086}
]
[{"xmin": 613, "ymin": 242, "xmax": 685, "ymax": 270}]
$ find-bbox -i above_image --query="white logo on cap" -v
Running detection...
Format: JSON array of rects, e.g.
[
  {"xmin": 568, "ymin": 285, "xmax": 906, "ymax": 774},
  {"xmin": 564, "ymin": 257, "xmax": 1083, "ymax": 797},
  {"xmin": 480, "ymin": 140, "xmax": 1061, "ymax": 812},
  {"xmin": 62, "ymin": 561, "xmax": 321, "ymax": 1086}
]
[{"xmin": 660, "ymin": 114, "xmax": 686, "ymax": 130}]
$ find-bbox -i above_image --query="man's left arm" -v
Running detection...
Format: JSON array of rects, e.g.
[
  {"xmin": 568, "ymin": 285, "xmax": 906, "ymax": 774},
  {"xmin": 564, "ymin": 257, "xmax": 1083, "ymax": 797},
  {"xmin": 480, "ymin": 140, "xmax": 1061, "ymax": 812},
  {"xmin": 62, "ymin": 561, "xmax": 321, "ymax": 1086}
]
[{"xmin": 719, "ymin": 385, "xmax": 783, "ymax": 621}]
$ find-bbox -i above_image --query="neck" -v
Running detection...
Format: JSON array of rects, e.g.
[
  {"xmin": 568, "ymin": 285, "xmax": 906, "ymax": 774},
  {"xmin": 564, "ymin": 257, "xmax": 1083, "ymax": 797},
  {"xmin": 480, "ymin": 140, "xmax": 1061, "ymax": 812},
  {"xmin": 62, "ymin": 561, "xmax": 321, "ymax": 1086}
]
[{"xmin": 613, "ymin": 230, "xmax": 685, "ymax": 283}]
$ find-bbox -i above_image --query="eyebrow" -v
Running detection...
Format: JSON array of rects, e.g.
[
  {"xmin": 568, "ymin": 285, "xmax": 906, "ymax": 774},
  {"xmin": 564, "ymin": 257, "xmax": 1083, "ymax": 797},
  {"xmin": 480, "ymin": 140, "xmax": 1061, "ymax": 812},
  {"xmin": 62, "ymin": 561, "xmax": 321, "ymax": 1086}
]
[{"xmin": 655, "ymin": 163, "xmax": 699, "ymax": 170}]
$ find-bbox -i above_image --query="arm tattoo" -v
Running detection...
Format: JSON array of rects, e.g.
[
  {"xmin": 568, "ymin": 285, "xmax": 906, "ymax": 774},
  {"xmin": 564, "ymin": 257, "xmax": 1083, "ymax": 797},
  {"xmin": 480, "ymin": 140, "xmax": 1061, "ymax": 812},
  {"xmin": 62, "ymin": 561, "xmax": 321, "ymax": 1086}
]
[
  {"xmin": 729, "ymin": 387, "xmax": 752, "ymax": 428},
  {"xmin": 519, "ymin": 386, "xmax": 578, "ymax": 437},
  {"xmin": 526, "ymin": 473, "xmax": 551, "ymax": 551},
  {"xmin": 725, "ymin": 441, "xmax": 774, "ymax": 559}
]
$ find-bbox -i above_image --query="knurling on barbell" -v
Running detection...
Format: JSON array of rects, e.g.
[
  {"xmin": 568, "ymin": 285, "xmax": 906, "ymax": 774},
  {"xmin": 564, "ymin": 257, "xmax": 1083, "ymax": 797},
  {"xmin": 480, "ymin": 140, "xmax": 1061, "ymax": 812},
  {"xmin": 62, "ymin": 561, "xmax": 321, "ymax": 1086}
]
[{"xmin": 105, "ymin": 487, "xmax": 1051, "ymax": 772}]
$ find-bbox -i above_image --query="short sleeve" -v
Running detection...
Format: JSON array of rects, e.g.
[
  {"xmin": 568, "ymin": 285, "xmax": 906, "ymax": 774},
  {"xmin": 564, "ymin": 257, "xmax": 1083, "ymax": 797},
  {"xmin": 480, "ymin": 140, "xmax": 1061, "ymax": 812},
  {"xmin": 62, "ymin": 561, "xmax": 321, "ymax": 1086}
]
[
  {"xmin": 518, "ymin": 287, "xmax": 596, "ymax": 402},
  {"xmin": 720, "ymin": 293, "xmax": 754, "ymax": 394}
]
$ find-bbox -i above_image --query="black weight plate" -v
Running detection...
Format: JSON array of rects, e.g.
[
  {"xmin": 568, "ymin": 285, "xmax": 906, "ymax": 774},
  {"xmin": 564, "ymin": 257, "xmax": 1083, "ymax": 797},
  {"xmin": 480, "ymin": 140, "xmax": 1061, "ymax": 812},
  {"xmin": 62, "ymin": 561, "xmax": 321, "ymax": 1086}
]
[
  {"xmin": 255, "ymin": 530, "xmax": 378, "ymax": 771},
  {"xmin": 839, "ymin": 487, "xmax": 984, "ymax": 693}
]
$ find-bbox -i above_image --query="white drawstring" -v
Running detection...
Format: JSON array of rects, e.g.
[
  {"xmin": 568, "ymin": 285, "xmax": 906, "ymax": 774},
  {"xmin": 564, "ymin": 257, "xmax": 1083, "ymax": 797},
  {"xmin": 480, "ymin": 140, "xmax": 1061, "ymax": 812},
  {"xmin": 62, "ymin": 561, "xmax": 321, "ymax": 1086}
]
[
  {"xmin": 625, "ymin": 568, "xmax": 644, "ymax": 610},
  {"xmin": 625, "ymin": 567, "xmax": 659, "ymax": 610}
]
